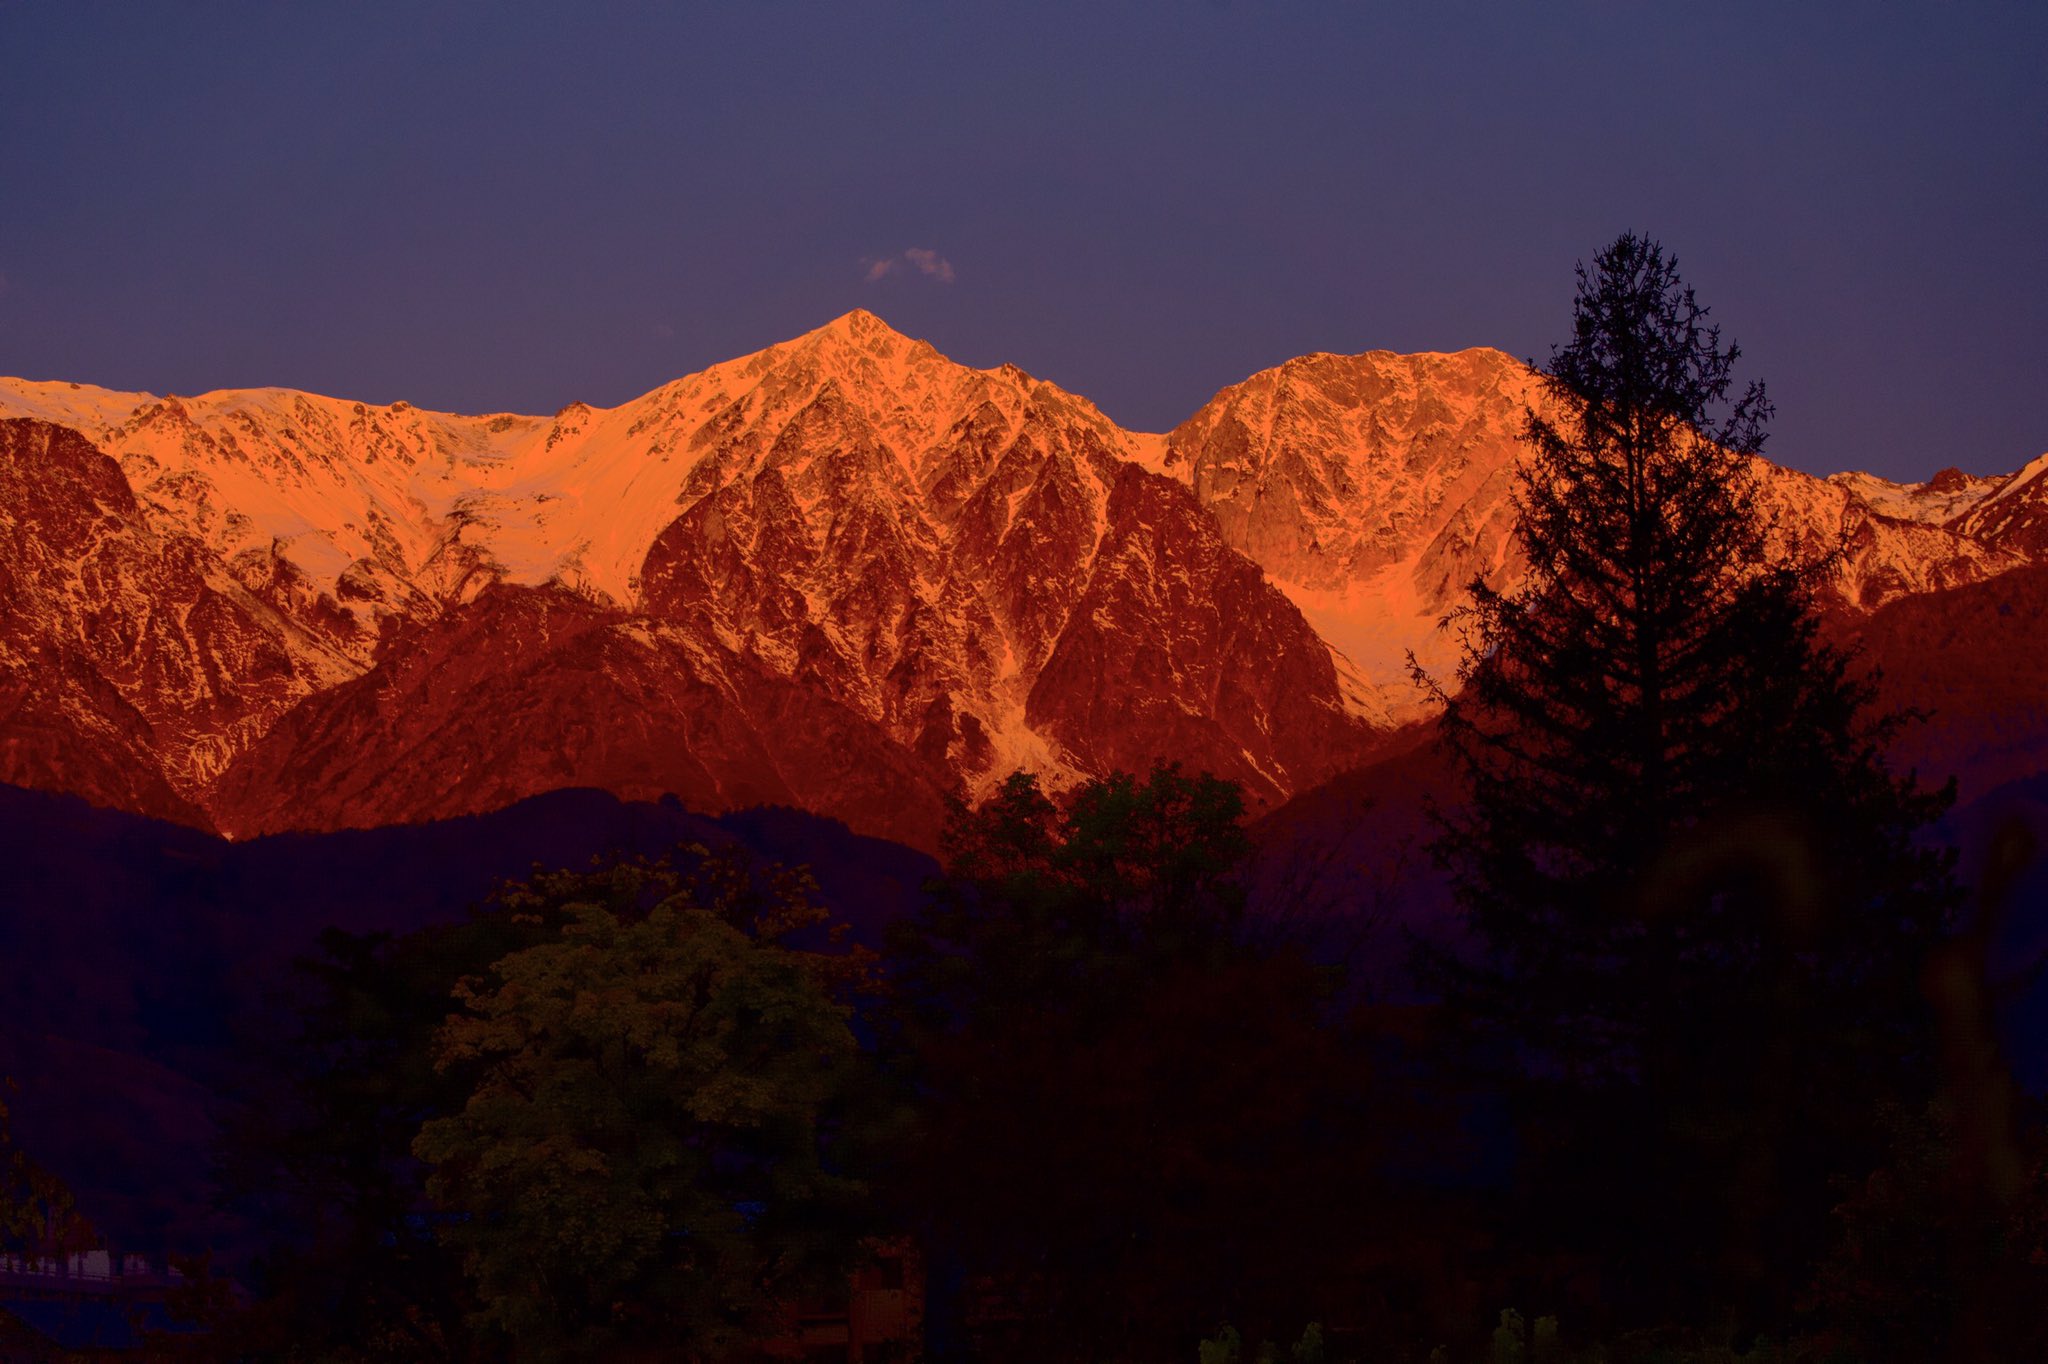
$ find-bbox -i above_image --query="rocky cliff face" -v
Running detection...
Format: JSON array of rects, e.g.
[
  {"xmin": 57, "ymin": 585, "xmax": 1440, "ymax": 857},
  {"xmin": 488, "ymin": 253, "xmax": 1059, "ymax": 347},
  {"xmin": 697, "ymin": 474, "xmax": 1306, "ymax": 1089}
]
[
  {"xmin": 0, "ymin": 313, "xmax": 2040, "ymax": 844},
  {"xmin": 0, "ymin": 419, "xmax": 352, "ymax": 820},
  {"xmin": 1951, "ymin": 453, "xmax": 2048, "ymax": 559}
]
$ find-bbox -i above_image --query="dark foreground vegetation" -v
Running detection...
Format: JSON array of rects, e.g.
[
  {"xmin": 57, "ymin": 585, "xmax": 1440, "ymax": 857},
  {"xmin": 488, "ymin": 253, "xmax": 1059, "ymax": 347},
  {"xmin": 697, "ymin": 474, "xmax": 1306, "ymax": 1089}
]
[{"xmin": 3, "ymin": 237, "xmax": 2045, "ymax": 1361}]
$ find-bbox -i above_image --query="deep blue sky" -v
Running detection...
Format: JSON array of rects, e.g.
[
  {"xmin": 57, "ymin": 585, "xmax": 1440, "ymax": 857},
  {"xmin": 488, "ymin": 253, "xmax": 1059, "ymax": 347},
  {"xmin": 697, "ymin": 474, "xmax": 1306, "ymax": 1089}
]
[{"xmin": 3, "ymin": 2, "xmax": 2042, "ymax": 479}]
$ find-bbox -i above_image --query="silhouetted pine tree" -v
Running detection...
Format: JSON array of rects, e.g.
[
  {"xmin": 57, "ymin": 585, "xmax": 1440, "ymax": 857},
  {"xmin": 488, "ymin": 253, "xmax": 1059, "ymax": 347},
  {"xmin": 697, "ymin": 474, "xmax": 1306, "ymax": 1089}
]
[{"xmin": 1417, "ymin": 233, "xmax": 1960, "ymax": 1334}]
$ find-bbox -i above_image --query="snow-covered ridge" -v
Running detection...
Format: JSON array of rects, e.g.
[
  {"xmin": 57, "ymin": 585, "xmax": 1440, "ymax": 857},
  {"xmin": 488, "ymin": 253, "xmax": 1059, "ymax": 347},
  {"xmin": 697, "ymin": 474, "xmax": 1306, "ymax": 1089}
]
[
  {"xmin": 0, "ymin": 310, "xmax": 1153, "ymax": 631},
  {"xmin": 1826, "ymin": 467, "xmax": 2002, "ymax": 525},
  {"xmin": 2, "ymin": 310, "xmax": 2042, "ymax": 838},
  {"xmin": 3, "ymin": 310, "xmax": 2036, "ymax": 719}
]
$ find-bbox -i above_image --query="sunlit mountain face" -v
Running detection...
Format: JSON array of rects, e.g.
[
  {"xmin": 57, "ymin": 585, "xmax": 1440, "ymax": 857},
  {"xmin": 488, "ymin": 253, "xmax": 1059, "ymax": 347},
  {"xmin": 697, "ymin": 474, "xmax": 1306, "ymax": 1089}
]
[{"xmin": 3, "ymin": 309, "xmax": 2043, "ymax": 846}]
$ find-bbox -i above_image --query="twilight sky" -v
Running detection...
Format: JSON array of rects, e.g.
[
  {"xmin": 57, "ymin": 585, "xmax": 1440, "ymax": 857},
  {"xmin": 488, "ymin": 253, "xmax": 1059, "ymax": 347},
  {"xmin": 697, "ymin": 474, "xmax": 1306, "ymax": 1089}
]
[{"xmin": 2, "ymin": 2, "xmax": 2042, "ymax": 481}]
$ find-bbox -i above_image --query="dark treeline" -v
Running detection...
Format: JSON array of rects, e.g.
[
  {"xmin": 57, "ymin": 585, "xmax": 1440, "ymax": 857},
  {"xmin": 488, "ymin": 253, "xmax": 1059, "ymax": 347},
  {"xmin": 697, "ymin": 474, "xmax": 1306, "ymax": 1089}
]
[
  {"xmin": 12, "ymin": 237, "xmax": 2046, "ymax": 1362},
  {"xmin": 170, "ymin": 769, "xmax": 1471, "ymax": 1362},
  {"xmin": 162, "ymin": 756, "xmax": 2045, "ymax": 1364}
]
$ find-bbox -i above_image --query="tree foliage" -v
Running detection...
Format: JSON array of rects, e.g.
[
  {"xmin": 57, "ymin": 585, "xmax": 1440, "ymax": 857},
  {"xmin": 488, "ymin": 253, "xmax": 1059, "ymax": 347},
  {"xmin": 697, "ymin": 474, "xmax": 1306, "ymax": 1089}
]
[
  {"xmin": 1807, "ymin": 1097, "xmax": 2048, "ymax": 1363},
  {"xmin": 210, "ymin": 849, "xmax": 885, "ymax": 1364},
  {"xmin": 411, "ymin": 855, "xmax": 882, "ymax": 1363},
  {"xmin": 887, "ymin": 763, "xmax": 1422, "ymax": 1360},
  {"xmin": 890, "ymin": 763, "xmax": 1252, "ymax": 1038},
  {"xmin": 0, "ymin": 1080, "xmax": 92, "ymax": 1261}
]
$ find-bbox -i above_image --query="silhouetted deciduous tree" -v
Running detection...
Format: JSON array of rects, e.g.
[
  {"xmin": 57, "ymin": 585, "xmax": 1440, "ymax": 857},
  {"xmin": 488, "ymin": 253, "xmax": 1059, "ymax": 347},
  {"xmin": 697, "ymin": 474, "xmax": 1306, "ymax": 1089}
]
[
  {"xmin": 413, "ymin": 856, "xmax": 884, "ymax": 1363},
  {"xmin": 214, "ymin": 849, "xmax": 888, "ymax": 1364},
  {"xmin": 0, "ymin": 1079, "xmax": 92, "ymax": 1261},
  {"xmin": 1417, "ymin": 233, "xmax": 1960, "ymax": 1334}
]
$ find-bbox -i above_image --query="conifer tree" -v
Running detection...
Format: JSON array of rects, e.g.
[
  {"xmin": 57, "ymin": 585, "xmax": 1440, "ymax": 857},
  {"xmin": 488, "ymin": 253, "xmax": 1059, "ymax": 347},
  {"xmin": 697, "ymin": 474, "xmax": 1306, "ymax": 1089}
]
[{"xmin": 1419, "ymin": 234, "xmax": 1959, "ymax": 1330}]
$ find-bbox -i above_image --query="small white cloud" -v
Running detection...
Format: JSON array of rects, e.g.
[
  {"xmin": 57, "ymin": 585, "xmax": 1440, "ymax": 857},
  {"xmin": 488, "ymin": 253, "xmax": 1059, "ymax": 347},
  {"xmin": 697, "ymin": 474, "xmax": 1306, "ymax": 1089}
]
[
  {"xmin": 650, "ymin": 321, "xmax": 676, "ymax": 340},
  {"xmin": 903, "ymin": 248, "xmax": 956, "ymax": 284},
  {"xmin": 861, "ymin": 249, "xmax": 955, "ymax": 285}
]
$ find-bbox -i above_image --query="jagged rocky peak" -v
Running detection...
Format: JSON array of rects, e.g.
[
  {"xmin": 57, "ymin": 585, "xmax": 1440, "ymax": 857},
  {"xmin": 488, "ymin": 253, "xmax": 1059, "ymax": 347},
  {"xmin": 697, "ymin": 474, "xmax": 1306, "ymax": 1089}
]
[
  {"xmin": 1952, "ymin": 451, "xmax": 2048, "ymax": 557},
  {"xmin": 627, "ymin": 314, "xmax": 1265, "ymax": 799},
  {"xmin": 1162, "ymin": 345, "xmax": 1541, "ymax": 586},
  {"xmin": 721, "ymin": 308, "xmax": 946, "ymax": 397},
  {"xmin": 656, "ymin": 311, "xmax": 1150, "ymax": 521},
  {"xmin": 1825, "ymin": 466, "xmax": 2002, "ymax": 525},
  {"xmin": 805, "ymin": 305, "xmax": 924, "ymax": 355},
  {"xmin": 1150, "ymin": 346, "xmax": 1547, "ymax": 722}
]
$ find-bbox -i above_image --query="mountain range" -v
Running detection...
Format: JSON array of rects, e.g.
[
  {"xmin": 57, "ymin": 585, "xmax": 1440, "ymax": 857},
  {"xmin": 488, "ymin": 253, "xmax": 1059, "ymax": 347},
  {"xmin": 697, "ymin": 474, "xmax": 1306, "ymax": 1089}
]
[{"xmin": 3, "ymin": 309, "xmax": 2044, "ymax": 847}]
